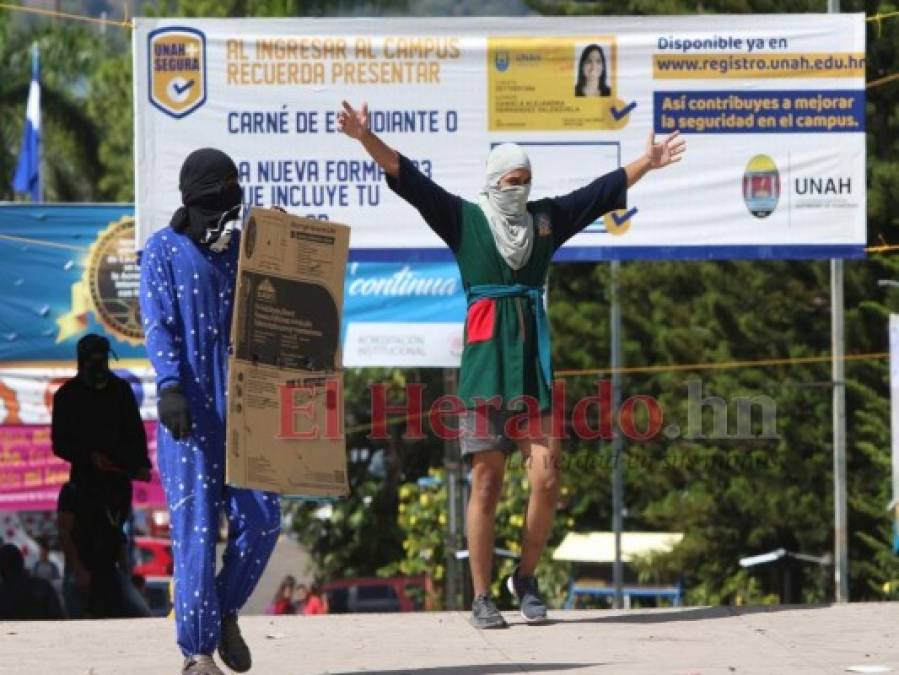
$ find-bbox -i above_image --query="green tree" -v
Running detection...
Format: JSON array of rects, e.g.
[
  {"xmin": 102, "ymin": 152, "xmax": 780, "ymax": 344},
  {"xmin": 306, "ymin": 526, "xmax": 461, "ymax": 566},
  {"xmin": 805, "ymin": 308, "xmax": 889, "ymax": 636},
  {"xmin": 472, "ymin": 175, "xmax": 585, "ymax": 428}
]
[
  {"xmin": 288, "ymin": 367, "xmax": 448, "ymax": 581},
  {"xmin": 148, "ymin": 0, "xmax": 410, "ymax": 18},
  {"xmin": 86, "ymin": 52, "xmax": 135, "ymax": 201},
  {"xmin": 0, "ymin": 19, "xmax": 106, "ymax": 201}
]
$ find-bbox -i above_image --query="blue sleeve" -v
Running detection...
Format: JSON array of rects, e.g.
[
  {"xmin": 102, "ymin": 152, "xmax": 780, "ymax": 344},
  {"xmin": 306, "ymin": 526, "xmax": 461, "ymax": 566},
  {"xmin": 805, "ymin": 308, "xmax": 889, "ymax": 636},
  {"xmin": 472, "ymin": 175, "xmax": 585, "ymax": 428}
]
[
  {"xmin": 385, "ymin": 154, "xmax": 463, "ymax": 252},
  {"xmin": 139, "ymin": 236, "xmax": 182, "ymax": 391},
  {"xmin": 549, "ymin": 167, "xmax": 628, "ymax": 250}
]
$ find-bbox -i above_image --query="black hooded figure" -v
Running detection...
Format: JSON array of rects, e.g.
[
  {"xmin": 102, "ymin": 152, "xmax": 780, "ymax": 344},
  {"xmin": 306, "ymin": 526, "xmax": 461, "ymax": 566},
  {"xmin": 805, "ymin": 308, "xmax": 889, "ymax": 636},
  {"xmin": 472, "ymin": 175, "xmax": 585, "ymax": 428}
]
[
  {"xmin": 170, "ymin": 147, "xmax": 244, "ymax": 251},
  {"xmin": 51, "ymin": 333, "xmax": 152, "ymax": 619},
  {"xmin": 51, "ymin": 333, "xmax": 151, "ymax": 487}
]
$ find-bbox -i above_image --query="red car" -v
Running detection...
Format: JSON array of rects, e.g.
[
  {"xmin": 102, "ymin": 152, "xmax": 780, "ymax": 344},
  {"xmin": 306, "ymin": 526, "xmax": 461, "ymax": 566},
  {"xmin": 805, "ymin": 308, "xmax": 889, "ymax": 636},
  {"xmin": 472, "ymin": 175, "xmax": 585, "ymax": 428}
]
[
  {"xmin": 133, "ymin": 536, "xmax": 173, "ymax": 578},
  {"xmin": 322, "ymin": 575, "xmax": 434, "ymax": 613}
]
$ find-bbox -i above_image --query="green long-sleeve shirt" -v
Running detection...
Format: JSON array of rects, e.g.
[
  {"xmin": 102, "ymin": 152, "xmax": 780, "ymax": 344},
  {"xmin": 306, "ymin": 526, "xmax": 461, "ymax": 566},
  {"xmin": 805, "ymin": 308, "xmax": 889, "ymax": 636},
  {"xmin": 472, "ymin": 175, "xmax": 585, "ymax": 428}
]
[{"xmin": 386, "ymin": 155, "xmax": 627, "ymax": 411}]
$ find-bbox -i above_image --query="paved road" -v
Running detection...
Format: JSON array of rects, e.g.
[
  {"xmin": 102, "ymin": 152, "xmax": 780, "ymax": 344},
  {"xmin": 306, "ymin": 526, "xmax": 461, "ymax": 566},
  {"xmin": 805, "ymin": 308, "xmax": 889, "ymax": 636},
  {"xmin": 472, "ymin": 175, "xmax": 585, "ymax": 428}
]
[{"xmin": 1, "ymin": 603, "xmax": 897, "ymax": 674}]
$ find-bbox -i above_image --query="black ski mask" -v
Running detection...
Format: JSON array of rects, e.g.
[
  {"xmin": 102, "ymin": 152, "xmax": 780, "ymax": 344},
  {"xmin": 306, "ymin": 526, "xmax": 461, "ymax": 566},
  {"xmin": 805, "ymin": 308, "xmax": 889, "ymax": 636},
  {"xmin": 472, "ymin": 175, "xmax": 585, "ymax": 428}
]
[
  {"xmin": 171, "ymin": 148, "xmax": 243, "ymax": 251},
  {"xmin": 77, "ymin": 333, "xmax": 113, "ymax": 389}
]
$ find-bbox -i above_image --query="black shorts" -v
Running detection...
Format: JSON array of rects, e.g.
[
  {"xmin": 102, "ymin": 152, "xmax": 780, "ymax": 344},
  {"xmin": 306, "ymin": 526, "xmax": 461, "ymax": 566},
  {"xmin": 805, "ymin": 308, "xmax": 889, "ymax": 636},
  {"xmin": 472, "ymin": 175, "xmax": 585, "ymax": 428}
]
[
  {"xmin": 459, "ymin": 407, "xmax": 517, "ymax": 459},
  {"xmin": 458, "ymin": 406, "xmax": 549, "ymax": 461}
]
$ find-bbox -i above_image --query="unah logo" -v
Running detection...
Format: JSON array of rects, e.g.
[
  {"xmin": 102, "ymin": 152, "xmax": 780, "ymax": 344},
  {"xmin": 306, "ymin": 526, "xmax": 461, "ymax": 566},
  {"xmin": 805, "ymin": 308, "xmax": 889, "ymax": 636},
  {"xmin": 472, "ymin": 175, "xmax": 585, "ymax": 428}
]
[
  {"xmin": 148, "ymin": 26, "xmax": 206, "ymax": 119},
  {"xmin": 742, "ymin": 154, "xmax": 780, "ymax": 218},
  {"xmin": 495, "ymin": 50, "xmax": 510, "ymax": 72}
]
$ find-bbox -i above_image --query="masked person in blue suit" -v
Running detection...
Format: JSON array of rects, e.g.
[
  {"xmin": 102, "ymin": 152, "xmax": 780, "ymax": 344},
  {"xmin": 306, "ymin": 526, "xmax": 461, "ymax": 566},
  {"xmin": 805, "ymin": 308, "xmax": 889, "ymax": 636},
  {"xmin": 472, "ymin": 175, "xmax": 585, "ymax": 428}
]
[{"xmin": 140, "ymin": 148, "xmax": 281, "ymax": 675}]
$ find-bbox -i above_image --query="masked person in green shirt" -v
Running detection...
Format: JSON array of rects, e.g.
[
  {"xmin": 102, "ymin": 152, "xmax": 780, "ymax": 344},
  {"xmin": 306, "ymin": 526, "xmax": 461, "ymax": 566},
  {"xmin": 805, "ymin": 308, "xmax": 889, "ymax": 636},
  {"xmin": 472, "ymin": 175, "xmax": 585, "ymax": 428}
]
[{"xmin": 339, "ymin": 100, "xmax": 685, "ymax": 628}]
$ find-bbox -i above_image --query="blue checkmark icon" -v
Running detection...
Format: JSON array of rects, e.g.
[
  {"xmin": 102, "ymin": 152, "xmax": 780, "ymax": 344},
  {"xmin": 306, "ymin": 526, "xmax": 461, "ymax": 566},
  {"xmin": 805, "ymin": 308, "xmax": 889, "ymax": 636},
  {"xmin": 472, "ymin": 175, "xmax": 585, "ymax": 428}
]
[
  {"xmin": 174, "ymin": 80, "xmax": 195, "ymax": 95},
  {"xmin": 612, "ymin": 207, "xmax": 638, "ymax": 226},
  {"xmin": 611, "ymin": 100, "xmax": 637, "ymax": 121}
]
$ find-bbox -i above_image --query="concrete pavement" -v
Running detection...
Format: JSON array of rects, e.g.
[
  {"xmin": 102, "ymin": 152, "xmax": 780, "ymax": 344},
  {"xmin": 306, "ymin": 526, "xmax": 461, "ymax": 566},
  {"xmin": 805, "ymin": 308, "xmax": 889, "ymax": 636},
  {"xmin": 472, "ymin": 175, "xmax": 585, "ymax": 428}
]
[{"xmin": 1, "ymin": 602, "xmax": 898, "ymax": 674}]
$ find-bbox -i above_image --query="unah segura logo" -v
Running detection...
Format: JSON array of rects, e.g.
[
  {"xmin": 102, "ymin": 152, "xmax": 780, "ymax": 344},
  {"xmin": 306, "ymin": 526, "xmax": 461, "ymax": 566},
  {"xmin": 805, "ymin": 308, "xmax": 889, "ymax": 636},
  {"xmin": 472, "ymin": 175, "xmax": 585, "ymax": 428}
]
[{"xmin": 148, "ymin": 26, "xmax": 207, "ymax": 119}]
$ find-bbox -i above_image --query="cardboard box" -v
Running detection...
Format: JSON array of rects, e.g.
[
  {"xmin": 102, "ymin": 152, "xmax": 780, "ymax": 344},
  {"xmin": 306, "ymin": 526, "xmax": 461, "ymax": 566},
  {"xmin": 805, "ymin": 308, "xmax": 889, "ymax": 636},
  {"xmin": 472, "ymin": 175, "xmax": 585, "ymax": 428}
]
[{"xmin": 226, "ymin": 208, "xmax": 349, "ymax": 497}]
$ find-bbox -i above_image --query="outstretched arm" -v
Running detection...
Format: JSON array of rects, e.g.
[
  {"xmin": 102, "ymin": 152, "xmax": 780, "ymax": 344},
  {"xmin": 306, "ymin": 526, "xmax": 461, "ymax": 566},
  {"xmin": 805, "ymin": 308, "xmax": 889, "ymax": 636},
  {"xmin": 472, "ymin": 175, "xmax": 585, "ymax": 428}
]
[
  {"xmin": 337, "ymin": 101, "xmax": 400, "ymax": 177},
  {"xmin": 549, "ymin": 130, "xmax": 687, "ymax": 249},
  {"xmin": 337, "ymin": 100, "xmax": 464, "ymax": 252},
  {"xmin": 624, "ymin": 130, "xmax": 686, "ymax": 187}
]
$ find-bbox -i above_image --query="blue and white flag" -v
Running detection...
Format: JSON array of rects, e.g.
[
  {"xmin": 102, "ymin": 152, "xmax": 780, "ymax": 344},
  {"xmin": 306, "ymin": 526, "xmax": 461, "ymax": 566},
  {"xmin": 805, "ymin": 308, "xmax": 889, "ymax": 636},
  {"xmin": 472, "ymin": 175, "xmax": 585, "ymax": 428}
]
[{"xmin": 12, "ymin": 44, "xmax": 41, "ymax": 202}]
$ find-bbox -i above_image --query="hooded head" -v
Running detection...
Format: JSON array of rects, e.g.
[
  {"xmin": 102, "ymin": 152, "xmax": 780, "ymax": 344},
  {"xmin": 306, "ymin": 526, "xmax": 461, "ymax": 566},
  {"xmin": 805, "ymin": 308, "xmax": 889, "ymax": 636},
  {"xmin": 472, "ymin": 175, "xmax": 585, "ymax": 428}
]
[
  {"xmin": 478, "ymin": 144, "xmax": 534, "ymax": 270},
  {"xmin": 483, "ymin": 143, "xmax": 532, "ymax": 213},
  {"xmin": 171, "ymin": 148, "xmax": 243, "ymax": 251},
  {"xmin": 77, "ymin": 333, "xmax": 112, "ymax": 389}
]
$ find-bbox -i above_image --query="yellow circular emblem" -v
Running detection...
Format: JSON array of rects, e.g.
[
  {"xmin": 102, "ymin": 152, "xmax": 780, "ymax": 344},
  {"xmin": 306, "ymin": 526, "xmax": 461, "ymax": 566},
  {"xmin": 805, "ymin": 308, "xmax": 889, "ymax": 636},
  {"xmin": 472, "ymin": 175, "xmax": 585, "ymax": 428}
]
[{"xmin": 86, "ymin": 216, "xmax": 143, "ymax": 345}]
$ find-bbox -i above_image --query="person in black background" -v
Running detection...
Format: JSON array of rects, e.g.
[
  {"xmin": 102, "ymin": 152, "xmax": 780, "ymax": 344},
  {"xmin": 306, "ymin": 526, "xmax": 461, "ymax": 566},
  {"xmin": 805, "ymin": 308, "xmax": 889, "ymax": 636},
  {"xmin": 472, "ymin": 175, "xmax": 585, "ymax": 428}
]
[
  {"xmin": 57, "ymin": 481, "xmax": 89, "ymax": 618},
  {"xmin": 51, "ymin": 333, "xmax": 152, "ymax": 618},
  {"xmin": 0, "ymin": 544, "xmax": 64, "ymax": 620},
  {"xmin": 52, "ymin": 334, "xmax": 152, "ymax": 486}
]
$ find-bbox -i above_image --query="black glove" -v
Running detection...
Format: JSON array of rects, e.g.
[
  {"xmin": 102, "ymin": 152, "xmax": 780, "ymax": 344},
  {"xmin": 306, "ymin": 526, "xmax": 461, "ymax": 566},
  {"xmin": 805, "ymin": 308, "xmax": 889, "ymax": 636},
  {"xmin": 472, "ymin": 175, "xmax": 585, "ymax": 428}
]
[{"xmin": 158, "ymin": 385, "xmax": 192, "ymax": 440}]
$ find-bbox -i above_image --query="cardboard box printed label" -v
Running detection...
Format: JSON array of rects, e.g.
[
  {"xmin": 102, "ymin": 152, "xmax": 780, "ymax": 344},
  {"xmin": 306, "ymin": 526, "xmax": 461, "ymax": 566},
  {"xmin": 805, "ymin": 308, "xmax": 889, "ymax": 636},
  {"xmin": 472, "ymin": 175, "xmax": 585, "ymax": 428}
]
[{"xmin": 226, "ymin": 208, "xmax": 349, "ymax": 497}]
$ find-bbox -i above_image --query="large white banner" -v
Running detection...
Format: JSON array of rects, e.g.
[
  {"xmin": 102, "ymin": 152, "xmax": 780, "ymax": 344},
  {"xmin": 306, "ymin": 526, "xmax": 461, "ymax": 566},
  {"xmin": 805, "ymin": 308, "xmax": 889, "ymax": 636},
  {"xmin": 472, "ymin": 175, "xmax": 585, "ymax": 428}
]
[{"xmin": 134, "ymin": 15, "xmax": 866, "ymax": 261}]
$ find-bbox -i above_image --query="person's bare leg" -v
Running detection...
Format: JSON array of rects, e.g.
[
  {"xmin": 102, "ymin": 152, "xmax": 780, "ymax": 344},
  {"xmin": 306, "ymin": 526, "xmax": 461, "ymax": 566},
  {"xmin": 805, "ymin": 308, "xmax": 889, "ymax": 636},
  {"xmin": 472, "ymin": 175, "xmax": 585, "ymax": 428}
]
[
  {"xmin": 467, "ymin": 450, "xmax": 507, "ymax": 595},
  {"xmin": 518, "ymin": 413, "xmax": 561, "ymax": 577}
]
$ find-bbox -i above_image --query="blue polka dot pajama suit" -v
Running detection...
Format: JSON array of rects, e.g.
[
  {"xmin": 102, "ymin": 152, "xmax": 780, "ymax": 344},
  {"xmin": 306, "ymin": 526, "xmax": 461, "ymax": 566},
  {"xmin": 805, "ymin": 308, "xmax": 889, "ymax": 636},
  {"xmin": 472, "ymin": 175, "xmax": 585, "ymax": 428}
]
[{"xmin": 140, "ymin": 227, "xmax": 281, "ymax": 657}]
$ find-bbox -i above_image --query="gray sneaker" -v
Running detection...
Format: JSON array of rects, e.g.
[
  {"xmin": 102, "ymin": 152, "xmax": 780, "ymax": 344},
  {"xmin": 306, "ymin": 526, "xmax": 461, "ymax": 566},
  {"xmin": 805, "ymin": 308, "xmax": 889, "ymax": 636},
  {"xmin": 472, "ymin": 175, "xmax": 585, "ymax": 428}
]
[
  {"xmin": 470, "ymin": 593, "xmax": 508, "ymax": 629},
  {"xmin": 182, "ymin": 655, "xmax": 224, "ymax": 675},
  {"xmin": 217, "ymin": 614, "xmax": 252, "ymax": 673},
  {"xmin": 506, "ymin": 567, "xmax": 548, "ymax": 623}
]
